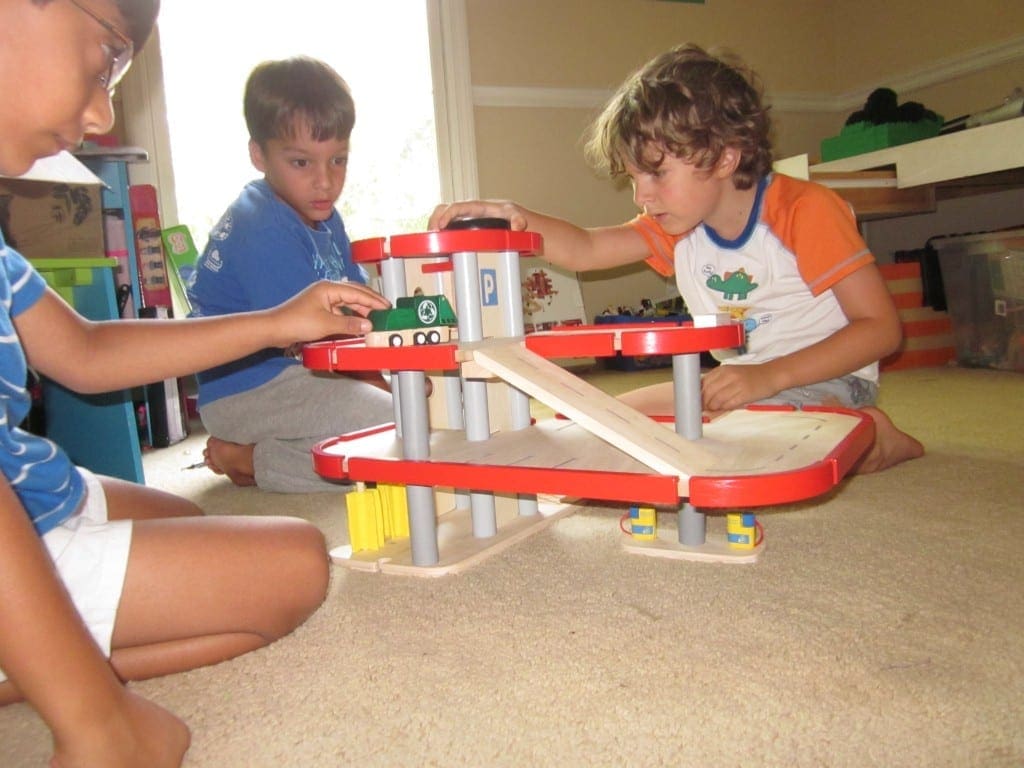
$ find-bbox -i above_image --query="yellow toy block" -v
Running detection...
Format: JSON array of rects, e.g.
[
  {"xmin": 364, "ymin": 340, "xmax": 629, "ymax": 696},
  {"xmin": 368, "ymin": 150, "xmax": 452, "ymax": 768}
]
[
  {"xmin": 377, "ymin": 483, "xmax": 409, "ymax": 541},
  {"xmin": 629, "ymin": 506, "xmax": 657, "ymax": 541},
  {"xmin": 346, "ymin": 484, "xmax": 384, "ymax": 552},
  {"xmin": 726, "ymin": 512, "xmax": 757, "ymax": 550}
]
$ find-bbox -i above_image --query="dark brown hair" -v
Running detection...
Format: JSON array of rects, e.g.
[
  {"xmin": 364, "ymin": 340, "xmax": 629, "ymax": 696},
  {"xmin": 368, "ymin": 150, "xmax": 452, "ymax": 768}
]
[
  {"xmin": 114, "ymin": 0, "xmax": 160, "ymax": 51},
  {"xmin": 244, "ymin": 57, "xmax": 355, "ymax": 147},
  {"xmin": 32, "ymin": 0, "xmax": 160, "ymax": 51}
]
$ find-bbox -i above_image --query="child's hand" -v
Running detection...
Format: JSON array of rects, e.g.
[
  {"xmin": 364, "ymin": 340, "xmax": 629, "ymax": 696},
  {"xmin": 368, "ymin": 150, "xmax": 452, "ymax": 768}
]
[
  {"xmin": 428, "ymin": 200, "xmax": 528, "ymax": 231},
  {"xmin": 51, "ymin": 690, "xmax": 190, "ymax": 768},
  {"xmin": 700, "ymin": 362, "xmax": 783, "ymax": 411},
  {"xmin": 269, "ymin": 280, "xmax": 390, "ymax": 346}
]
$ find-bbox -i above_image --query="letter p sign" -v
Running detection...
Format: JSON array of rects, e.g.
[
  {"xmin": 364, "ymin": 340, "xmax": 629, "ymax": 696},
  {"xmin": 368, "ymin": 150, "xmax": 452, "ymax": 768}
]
[{"xmin": 480, "ymin": 269, "xmax": 498, "ymax": 306}]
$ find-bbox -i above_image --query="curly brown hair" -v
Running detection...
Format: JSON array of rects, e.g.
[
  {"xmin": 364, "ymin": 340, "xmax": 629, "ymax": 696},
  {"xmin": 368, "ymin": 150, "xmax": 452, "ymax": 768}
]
[{"xmin": 584, "ymin": 43, "xmax": 772, "ymax": 190}]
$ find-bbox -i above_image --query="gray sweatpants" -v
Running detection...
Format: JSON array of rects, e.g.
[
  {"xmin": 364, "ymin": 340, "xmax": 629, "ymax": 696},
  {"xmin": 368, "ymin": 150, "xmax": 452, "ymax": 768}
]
[
  {"xmin": 199, "ymin": 365, "xmax": 395, "ymax": 493},
  {"xmin": 757, "ymin": 374, "xmax": 878, "ymax": 409}
]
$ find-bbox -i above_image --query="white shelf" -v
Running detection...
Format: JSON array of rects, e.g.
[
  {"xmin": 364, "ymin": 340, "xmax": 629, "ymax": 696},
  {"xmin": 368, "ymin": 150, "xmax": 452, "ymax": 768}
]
[{"xmin": 811, "ymin": 116, "xmax": 1024, "ymax": 188}]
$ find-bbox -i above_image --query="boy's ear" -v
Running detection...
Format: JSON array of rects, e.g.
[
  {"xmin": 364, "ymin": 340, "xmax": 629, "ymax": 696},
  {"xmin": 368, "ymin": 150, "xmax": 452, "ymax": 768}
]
[
  {"xmin": 248, "ymin": 139, "xmax": 267, "ymax": 172},
  {"xmin": 714, "ymin": 147, "xmax": 742, "ymax": 178}
]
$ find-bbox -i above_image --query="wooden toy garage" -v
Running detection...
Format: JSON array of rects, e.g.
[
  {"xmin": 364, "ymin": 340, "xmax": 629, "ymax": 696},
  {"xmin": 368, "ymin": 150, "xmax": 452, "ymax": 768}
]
[{"xmin": 302, "ymin": 224, "xmax": 874, "ymax": 575}]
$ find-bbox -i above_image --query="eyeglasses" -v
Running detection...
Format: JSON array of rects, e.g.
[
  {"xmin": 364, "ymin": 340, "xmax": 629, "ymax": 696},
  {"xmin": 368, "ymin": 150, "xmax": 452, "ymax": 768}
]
[{"xmin": 68, "ymin": 0, "xmax": 134, "ymax": 92}]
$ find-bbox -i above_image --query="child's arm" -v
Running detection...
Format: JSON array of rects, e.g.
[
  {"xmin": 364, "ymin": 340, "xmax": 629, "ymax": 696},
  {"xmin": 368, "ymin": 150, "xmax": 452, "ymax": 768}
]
[
  {"xmin": 0, "ymin": 479, "xmax": 189, "ymax": 768},
  {"xmin": 16, "ymin": 280, "xmax": 389, "ymax": 395},
  {"xmin": 701, "ymin": 263, "xmax": 902, "ymax": 411},
  {"xmin": 429, "ymin": 200, "xmax": 650, "ymax": 272}
]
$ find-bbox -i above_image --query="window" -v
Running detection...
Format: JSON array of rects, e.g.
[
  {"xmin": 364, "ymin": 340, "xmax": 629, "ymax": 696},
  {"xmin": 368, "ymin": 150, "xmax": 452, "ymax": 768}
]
[{"xmin": 157, "ymin": 1, "xmax": 441, "ymax": 250}]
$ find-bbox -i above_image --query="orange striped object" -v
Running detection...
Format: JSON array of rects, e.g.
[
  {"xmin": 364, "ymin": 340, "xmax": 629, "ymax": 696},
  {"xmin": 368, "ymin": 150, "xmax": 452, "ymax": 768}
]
[{"xmin": 878, "ymin": 262, "xmax": 956, "ymax": 370}]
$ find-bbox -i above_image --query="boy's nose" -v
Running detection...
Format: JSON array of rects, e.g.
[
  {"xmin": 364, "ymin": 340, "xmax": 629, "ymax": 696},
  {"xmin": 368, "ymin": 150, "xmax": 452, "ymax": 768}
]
[
  {"xmin": 632, "ymin": 181, "xmax": 651, "ymax": 208},
  {"xmin": 82, "ymin": 89, "xmax": 116, "ymax": 138},
  {"xmin": 313, "ymin": 165, "xmax": 332, "ymax": 189}
]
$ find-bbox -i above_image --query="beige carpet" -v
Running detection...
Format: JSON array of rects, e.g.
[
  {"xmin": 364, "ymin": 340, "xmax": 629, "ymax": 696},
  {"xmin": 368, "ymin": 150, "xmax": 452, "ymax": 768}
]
[{"xmin": 2, "ymin": 365, "xmax": 1022, "ymax": 767}]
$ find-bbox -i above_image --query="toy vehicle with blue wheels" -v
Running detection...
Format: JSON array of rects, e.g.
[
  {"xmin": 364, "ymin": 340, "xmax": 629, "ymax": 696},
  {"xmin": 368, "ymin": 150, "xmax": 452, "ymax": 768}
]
[{"xmin": 366, "ymin": 294, "xmax": 458, "ymax": 347}]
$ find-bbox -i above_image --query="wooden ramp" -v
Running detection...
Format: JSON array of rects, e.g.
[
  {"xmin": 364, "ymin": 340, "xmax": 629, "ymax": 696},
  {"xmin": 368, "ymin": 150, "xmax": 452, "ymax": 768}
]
[
  {"xmin": 468, "ymin": 340, "xmax": 870, "ymax": 497},
  {"xmin": 470, "ymin": 340, "xmax": 718, "ymax": 479}
]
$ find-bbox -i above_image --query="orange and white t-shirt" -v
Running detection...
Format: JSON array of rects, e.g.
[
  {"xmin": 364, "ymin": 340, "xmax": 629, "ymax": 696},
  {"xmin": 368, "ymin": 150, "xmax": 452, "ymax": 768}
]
[{"xmin": 630, "ymin": 173, "xmax": 878, "ymax": 382}]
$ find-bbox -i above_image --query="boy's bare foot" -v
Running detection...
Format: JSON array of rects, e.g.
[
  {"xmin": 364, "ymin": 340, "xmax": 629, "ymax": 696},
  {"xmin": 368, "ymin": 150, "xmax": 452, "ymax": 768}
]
[
  {"xmin": 854, "ymin": 406, "xmax": 925, "ymax": 474},
  {"xmin": 204, "ymin": 437, "xmax": 257, "ymax": 487}
]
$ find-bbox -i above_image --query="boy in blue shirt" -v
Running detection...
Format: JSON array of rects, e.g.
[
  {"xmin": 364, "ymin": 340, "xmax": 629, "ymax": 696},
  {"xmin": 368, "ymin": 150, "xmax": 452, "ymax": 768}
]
[
  {"xmin": 0, "ymin": 3, "xmax": 389, "ymax": 765},
  {"xmin": 189, "ymin": 57, "xmax": 394, "ymax": 491}
]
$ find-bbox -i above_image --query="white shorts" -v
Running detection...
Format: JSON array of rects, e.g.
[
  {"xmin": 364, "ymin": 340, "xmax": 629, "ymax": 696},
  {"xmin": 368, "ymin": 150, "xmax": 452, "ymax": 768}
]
[{"xmin": 0, "ymin": 469, "xmax": 132, "ymax": 683}]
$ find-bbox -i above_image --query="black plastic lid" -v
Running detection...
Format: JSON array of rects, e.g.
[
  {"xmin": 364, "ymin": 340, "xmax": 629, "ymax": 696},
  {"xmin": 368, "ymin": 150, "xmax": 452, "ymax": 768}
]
[{"xmin": 443, "ymin": 217, "xmax": 511, "ymax": 231}]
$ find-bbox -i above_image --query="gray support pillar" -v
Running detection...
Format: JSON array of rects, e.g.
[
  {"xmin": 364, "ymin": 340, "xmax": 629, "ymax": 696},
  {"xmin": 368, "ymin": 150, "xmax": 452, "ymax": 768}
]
[
  {"xmin": 397, "ymin": 369, "xmax": 439, "ymax": 566},
  {"xmin": 443, "ymin": 371, "xmax": 465, "ymax": 431},
  {"xmin": 678, "ymin": 502, "xmax": 706, "ymax": 547},
  {"xmin": 672, "ymin": 352, "xmax": 703, "ymax": 441},
  {"xmin": 673, "ymin": 352, "xmax": 705, "ymax": 545},
  {"xmin": 422, "ymin": 259, "xmax": 465, "ymax": 433},
  {"xmin": 497, "ymin": 249, "xmax": 537, "ymax": 517},
  {"xmin": 379, "ymin": 257, "xmax": 408, "ymax": 434},
  {"xmin": 452, "ymin": 250, "xmax": 497, "ymax": 538},
  {"xmin": 379, "ymin": 256, "xmax": 407, "ymax": 301}
]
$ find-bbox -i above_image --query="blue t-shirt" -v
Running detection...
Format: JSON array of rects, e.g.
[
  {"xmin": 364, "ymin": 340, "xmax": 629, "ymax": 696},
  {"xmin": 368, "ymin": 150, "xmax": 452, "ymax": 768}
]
[
  {"xmin": 0, "ymin": 233, "xmax": 85, "ymax": 536},
  {"xmin": 188, "ymin": 179, "xmax": 368, "ymax": 406}
]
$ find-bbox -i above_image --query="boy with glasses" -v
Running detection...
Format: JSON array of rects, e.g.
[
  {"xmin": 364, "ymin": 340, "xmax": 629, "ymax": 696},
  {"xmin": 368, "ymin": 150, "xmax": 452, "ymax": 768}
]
[
  {"xmin": 0, "ymin": 2, "xmax": 390, "ymax": 765},
  {"xmin": 68, "ymin": 0, "xmax": 134, "ymax": 91}
]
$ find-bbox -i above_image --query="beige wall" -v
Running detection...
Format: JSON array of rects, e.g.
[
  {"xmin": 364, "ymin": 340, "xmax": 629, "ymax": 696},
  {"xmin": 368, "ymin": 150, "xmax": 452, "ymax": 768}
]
[
  {"xmin": 466, "ymin": 0, "xmax": 837, "ymax": 91},
  {"xmin": 465, "ymin": 0, "xmax": 1024, "ymax": 317},
  {"xmin": 831, "ymin": 1, "xmax": 1024, "ymax": 90}
]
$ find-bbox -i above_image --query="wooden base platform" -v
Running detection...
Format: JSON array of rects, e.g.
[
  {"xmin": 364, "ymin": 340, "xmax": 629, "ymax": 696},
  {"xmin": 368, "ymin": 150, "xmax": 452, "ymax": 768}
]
[
  {"xmin": 330, "ymin": 497, "xmax": 575, "ymax": 577},
  {"xmin": 623, "ymin": 529, "xmax": 763, "ymax": 564}
]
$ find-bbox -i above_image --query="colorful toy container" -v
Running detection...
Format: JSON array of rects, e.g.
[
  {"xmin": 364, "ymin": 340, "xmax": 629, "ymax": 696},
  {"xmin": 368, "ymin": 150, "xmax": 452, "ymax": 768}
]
[
  {"xmin": 726, "ymin": 512, "xmax": 757, "ymax": 550},
  {"xmin": 629, "ymin": 506, "xmax": 657, "ymax": 541}
]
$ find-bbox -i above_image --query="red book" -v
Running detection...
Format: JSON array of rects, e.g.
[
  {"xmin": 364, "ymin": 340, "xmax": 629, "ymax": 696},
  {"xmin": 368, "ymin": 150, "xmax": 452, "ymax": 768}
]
[{"xmin": 128, "ymin": 184, "xmax": 173, "ymax": 309}]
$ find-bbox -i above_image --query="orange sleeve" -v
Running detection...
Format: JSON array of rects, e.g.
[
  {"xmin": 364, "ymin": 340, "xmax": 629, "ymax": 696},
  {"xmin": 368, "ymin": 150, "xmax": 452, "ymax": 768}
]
[
  {"xmin": 628, "ymin": 215, "xmax": 680, "ymax": 278},
  {"xmin": 770, "ymin": 178, "xmax": 874, "ymax": 296}
]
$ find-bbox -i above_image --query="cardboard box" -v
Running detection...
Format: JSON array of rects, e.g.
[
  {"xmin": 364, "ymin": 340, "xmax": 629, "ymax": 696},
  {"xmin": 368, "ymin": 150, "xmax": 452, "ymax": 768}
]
[{"xmin": 0, "ymin": 152, "xmax": 104, "ymax": 259}]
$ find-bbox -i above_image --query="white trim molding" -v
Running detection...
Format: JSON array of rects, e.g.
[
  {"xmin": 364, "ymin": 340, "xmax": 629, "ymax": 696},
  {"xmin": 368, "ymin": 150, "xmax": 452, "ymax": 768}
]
[
  {"xmin": 832, "ymin": 33, "xmax": 1024, "ymax": 112},
  {"xmin": 428, "ymin": 0, "xmax": 480, "ymax": 201},
  {"xmin": 472, "ymin": 33, "xmax": 1024, "ymax": 115},
  {"xmin": 474, "ymin": 86, "xmax": 615, "ymax": 110}
]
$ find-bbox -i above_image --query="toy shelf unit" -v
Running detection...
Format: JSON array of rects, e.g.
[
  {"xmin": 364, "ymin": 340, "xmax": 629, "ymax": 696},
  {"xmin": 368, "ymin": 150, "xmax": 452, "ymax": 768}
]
[
  {"xmin": 75, "ymin": 147, "xmax": 149, "ymax": 317},
  {"xmin": 33, "ymin": 258, "xmax": 144, "ymax": 484},
  {"xmin": 303, "ymin": 225, "xmax": 874, "ymax": 575}
]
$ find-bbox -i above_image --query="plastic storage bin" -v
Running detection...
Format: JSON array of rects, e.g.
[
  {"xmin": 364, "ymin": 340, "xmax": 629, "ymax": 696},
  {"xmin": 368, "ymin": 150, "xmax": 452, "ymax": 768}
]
[{"xmin": 935, "ymin": 228, "xmax": 1024, "ymax": 371}]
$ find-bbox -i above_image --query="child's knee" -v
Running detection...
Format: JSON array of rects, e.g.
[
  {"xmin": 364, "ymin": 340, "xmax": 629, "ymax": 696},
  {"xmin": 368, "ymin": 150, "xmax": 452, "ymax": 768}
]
[{"xmin": 276, "ymin": 520, "xmax": 329, "ymax": 625}]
